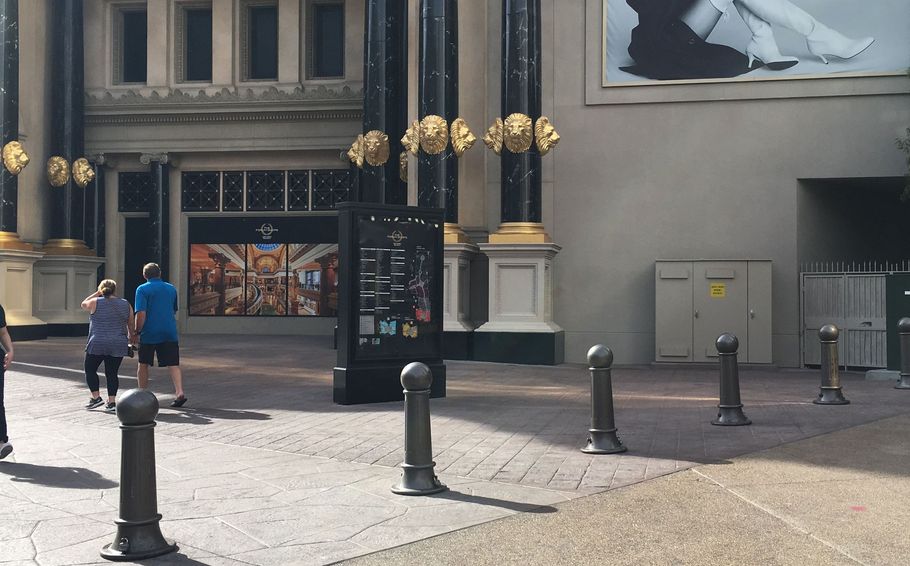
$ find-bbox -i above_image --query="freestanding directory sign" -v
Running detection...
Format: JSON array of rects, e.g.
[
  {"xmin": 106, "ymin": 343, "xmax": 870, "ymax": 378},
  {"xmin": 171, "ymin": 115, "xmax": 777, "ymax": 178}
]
[{"xmin": 334, "ymin": 203, "xmax": 446, "ymax": 404}]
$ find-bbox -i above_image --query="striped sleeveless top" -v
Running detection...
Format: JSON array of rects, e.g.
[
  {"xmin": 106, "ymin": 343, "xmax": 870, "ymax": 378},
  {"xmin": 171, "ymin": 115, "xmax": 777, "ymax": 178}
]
[{"xmin": 86, "ymin": 296, "xmax": 131, "ymax": 357}]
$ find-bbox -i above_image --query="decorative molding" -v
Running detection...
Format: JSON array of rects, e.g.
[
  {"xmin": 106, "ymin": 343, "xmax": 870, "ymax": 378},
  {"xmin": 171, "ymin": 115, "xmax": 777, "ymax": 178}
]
[
  {"xmin": 86, "ymin": 85, "xmax": 363, "ymax": 107},
  {"xmin": 86, "ymin": 109, "xmax": 362, "ymax": 126},
  {"xmin": 139, "ymin": 153, "xmax": 170, "ymax": 165}
]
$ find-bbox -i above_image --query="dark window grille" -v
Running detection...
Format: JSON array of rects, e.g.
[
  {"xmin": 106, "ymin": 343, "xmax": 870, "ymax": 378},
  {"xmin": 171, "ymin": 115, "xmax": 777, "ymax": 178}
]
[
  {"xmin": 248, "ymin": 4, "xmax": 278, "ymax": 80},
  {"xmin": 181, "ymin": 172, "xmax": 220, "ymax": 211},
  {"xmin": 246, "ymin": 171, "xmax": 285, "ymax": 211},
  {"xmin": 222, "ymin": 172, "xmax": 244, "ymax": 211},
  {"xmin": 312, "ymin": 169, "xmax": 356, "ymax": 210},
  {"xmin": 310, "ymin": 3, "xmax": 344, "ymax": 78},
  {"xmin": 185, "ymin": 8, "xmax": 213, "ymax": 81},
  {"xmin": 287, "ymin": 171, "xmax": 311, "ymax": 211},
  {"xmin": 118, "ymin": 172, "xmax": 153, "ymax": 212}
]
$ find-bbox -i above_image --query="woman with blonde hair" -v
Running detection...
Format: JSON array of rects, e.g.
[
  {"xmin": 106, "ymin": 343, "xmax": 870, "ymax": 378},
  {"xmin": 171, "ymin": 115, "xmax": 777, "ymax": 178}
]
[{"xmin": 81, "ymin": 279, "xmax": 135, "ymax": 411}]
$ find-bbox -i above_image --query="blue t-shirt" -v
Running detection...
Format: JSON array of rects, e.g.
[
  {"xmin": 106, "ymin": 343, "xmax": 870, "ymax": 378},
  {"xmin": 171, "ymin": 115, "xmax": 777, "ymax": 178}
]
[{"xmin": 135, "ymin": 278, "xmax": 179, "ymax": 344}]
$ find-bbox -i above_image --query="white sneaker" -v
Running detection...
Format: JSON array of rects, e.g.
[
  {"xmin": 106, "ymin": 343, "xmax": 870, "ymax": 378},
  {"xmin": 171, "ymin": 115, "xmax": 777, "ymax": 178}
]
[{"xmin": 0, "ymin": 442, "xmax": 12, "ymax": 460}]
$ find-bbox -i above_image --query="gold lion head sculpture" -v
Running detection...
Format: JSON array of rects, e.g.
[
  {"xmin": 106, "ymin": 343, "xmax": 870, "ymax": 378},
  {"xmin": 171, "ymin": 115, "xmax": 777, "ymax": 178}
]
[
  {"xmin": 401, "ymin": 120, "xmax": 419, "ymax": 155},
  {"xmin": 72, "ymin": 158, "xmax": 96, "ymax": 188},
  {"xmin": 503, "ymin": 113, "xmax": 533, "ymax": 153},
  {"xmin": 451, "ymin": 118, "xmax": 477, "ymax": 157},
  {"xmin": 419, "ymin": 115, "xmax": 449, "ymax": 155},
  {"xmin": 2, "ymin": 141, "xmax": 29, "ymax": 175},
  {"xmin": 482, "ymin": 118, "xmax": 503, "ymax": 155},
  {"xmin": 363, "ymin": 130, "xmax": 390, "ymax": 166},
  {"xmin": 399, "ymin": 151, "xmax": 408, "ymax": 182},
  {"xmin": 534, "ymin": 117, "xmax": 560, "ymax": 156},
  {"xmin": 347, "ymin": 134, "xmax": 365, "ymax": 169},
  {"xmin": 47, "ymin": 156, "xmax": 70, "ymax": 187}
]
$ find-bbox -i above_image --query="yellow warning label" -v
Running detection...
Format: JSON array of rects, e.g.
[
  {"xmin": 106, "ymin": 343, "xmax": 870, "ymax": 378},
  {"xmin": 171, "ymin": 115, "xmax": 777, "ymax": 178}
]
[{"xmin": 710, "ymin": 283, "xmax": 726, "ymax": 298}]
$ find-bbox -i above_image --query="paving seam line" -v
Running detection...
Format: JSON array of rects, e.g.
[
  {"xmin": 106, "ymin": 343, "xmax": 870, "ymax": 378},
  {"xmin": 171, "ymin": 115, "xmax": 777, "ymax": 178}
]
[{"xmin": 691, "ymin": 468, "xmax": 870, "ymax": 566}]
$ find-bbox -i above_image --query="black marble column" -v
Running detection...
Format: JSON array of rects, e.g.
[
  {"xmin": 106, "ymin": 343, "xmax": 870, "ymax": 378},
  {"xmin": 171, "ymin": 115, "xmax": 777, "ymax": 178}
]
[
  {"xmin": 144, "ymin": 156, "xmax": 170, "ymax": 280},
  {"xmin": 0, "ymin": 0, "xmax": 19, "ymax": 235},
  {"xmin": 87, "ymin": 158, "xmax": 106, "ymax": 280},
  {"xmin": 361, "ymin": 0, "xmax": 407, "ymax": 205},
  {"xmin": 501, "ymin": 0, "xmax": 541, "ymax": 223},
  {"xmin": 417, "ymin": 0, "xmax": 457, "ymax": 223},
  {"xmin": 48, "ymin": 0, "xmax": 86, "ymax": 244}
]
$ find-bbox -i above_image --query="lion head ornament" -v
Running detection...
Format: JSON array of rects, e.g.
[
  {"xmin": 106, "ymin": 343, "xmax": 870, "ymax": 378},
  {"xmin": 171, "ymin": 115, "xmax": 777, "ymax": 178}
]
[
  {"xmin": 450, "ymin": 118, "xmax": 476, "ymax": 157},
  {"xmin": 482, "ymin": 118, "xmax": 503, "ymax": 155},
  {"xmin": 363, "ymin": 130, "xmax": 390, "ymax": 167},
  {"xmin": 419, "ymin": 115, "xmax": 449, "ymax": 155},
  {"xmin": 534, "ymin": 117, "xmax": 560, "ymax": 156},
  {"xmin": 46, "ymin": 156, "xmax": 70, "ymax": 187},
  {"xmin": 72, "ymin": 158, "xmax": 96, "ymax": 188},
  {"xmin": 401, "ymin": 121, "xmax": 419, "ymax": 155},
  {"xmin": 347, "ymin": 134, "xmax": 365, "ymax": 169},
  {"xmin": 503, "ymin": 113, "xmax": 533, "ymax": 153},
  {"xmin": 2, "ymin": 141, "xmax": 29, "ymax": 175}
]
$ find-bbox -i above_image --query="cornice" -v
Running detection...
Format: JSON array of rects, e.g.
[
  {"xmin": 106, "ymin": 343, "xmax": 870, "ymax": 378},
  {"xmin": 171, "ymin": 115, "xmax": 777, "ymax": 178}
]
[
  {"xmin": 86, "ymin": 109, "xmax": 363, "ymax": 126},
  {"xmin": 85, "ymin": 85, "xmax": 364, "ymax": 108}
]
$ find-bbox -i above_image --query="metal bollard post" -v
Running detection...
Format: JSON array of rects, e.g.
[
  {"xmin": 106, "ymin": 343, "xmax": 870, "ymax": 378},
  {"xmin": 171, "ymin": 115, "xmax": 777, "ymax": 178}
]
[
  {"xmin": 897, "ymin": 318, "xmax": 910, "ymax": 390},
  {"xmin": 581, "ymin": 345, "xmax": 627, "ymax": 454},
  {"xmin": 815, "ymin": 324, "xmax": 849, "ymax": 404},
  {"xmin": 391, "ymin": 362, "xmax": 447, "ymax": 496},
  {"xmin": 101, "ymin": 389, "xmax": 177, "ymax": 561},
  {"xmin": 711, "ymin": 333, "xmax": 752, "ymax": 426}
]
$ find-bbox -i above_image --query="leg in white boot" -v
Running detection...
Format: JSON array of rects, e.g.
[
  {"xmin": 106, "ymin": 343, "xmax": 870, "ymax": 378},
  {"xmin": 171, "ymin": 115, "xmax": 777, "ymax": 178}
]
[{"xmin": 734, "ymin": 1, "xmax": 798, "ymax": 70}]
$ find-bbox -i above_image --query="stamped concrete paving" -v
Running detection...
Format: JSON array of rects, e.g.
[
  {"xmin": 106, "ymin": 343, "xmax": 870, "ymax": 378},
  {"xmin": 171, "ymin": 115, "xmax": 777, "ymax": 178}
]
[{"xmin": 1, "ymin": 335, "xmax": 909, "ymax": 564}]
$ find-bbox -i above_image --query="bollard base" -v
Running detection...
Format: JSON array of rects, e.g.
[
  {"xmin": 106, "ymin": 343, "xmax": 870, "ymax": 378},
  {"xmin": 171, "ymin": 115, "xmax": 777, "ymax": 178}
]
[
  {"xmin": 711, "ymin": 405, "xmax": 752, "ymax": 426},
  {"xmin": 391, "ymin": 462, "xmax": 447, "ymax": 496},
  {"xmin": 100, "ymin": 516, "xmax": 177, "ymax": 562},
  {"xmin": 896, "ymin": 375, "xmax": 910, "ymax": 390},
  {"xmin": 581, "ymin": 428, "xmax": 627, "ymax": 454},
  {"xmin": 814, "ymin": 387, "xmax": 850, "ymax": 405}
]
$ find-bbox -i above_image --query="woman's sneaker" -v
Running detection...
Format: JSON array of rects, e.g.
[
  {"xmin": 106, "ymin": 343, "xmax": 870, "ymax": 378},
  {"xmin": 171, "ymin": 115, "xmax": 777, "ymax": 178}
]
[
  {"xmin": 105, "ymin": 402, "xmax": 116, "ymax": 413},
  {"xmin": 0, "ymin": 442, "xmax": 12, "ymax": 460},
  {"xmin": 86, "ymin": 397, "xmax": 104, "ymax": 409}
]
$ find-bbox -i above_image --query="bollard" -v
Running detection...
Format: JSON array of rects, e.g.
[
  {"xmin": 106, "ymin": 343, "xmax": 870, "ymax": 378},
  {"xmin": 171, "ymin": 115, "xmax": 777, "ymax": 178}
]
[
  {"xmin": 101, "ymin": 389, "xmax": 177, "ymax": 561},
  {"xmin": 711, "ymin": 333, "xmax": 752, "ymax": 426},
  {"xmin": 897, "ymin": 318, "xmax": 910, "ymax": 390},
  {"xmin": 581, "ymin": 345, "xmax": 627, "ymax": 454},
  {"xmin": 391, "ymin": 362, "xmax": 447, "ymax": 496},
  {"xmin": 815, "ymin": 324, "xmax": 849, "ymax": 404}
]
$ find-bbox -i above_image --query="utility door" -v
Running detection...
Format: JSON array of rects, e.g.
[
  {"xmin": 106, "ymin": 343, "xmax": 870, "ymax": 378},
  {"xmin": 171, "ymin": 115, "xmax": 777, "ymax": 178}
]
[
  {"xmin": 655, "ymin": 262, "xmax": 694, "ymax": 362},
  {"xmin": 843, "ymin": 274, "xmax": 886, "ymax": 368},
  {"xmin": 694, "ymin": 261, "xmax": 748, "ymax": 362}
]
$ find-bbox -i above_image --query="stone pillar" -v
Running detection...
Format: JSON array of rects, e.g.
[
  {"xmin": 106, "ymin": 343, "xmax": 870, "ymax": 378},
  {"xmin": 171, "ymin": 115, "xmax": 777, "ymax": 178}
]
[
  {"xmin": 359, "ymin": 0, "xmax": 408, "ymax": 205},
  {"xmin": 474, "ymin": 0, "xmax": 562, "ymax": 365},
  {"xmin": 141, "ymin": 153, "xmax": 170, "ymax": 280},
  {"xmin": 0, "ymin": 0, "xmax": 30, "ymax": 251},
  {"xmin": 86, "ymin": 155, "xmax": 106, "ymax": 281}
]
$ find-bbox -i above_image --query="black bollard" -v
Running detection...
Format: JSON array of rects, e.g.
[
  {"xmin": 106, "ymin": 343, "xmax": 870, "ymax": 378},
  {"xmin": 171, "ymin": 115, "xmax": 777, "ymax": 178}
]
[
  {"xmin": 101, "ymin": 389, "xmax": 177, "ymax": 561},
  {"xmin": 581, "ymin": 345, "xmax": 627, "ymax": 454},
  {"xmin": 711, "ymin": 333, "xmax": 751, "ymax": 426},
  {"xmin": 814, "ymin": 324, "xmax": 849, "ymax": 404},
  {"xmin": 391, "ymin": 362, "xmax": 447, "ymax": 496},
  {"xmin": 897, "ymin": 318, "xmax": 910, "ymax": 390}
]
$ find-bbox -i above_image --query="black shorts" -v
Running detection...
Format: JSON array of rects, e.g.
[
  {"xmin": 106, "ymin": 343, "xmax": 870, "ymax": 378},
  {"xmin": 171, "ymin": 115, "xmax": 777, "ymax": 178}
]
[{"xmin": 138, "ymin": 342, "xmax": 180, "ymax": 367}]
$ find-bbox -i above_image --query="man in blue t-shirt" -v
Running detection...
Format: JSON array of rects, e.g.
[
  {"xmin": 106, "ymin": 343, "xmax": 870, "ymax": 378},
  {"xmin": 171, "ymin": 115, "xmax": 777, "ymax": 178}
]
[{"xmin": 134, "ymin": 263, "xmax": 187, "ymax": 407}]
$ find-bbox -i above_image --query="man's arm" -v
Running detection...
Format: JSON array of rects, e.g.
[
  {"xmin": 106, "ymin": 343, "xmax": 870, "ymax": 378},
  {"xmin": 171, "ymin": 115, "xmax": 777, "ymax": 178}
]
[
  {"xmin": 0, "ymin": 327, "xmax": 13, "ymax": 370},
  {"xmin": 127, "ymin": 304, "xmax": 137, "ymax": 344},
  {"xmin": 135, "ymin": 311, "xmax": 146, "ymax": 335}
]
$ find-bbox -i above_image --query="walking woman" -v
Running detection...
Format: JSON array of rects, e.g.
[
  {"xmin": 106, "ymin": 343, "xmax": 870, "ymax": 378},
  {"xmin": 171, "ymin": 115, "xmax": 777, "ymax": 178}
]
[{"xmin": 81, "ymin": 280, "xmax": 134, "ymax": 412}]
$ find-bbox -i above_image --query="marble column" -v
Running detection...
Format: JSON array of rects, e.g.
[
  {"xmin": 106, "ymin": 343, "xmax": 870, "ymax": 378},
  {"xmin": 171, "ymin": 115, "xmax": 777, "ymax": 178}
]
[
  {"xmin": 0, "ymin": 0, "xmax": 29, "ymax": 250},
  {"xmin": 142, "ymin": 154, "xmax": 170, "ymax": 280},
  {"xmin": 46, "ymin": 0, "xmax": 92, "ymax": 255},
  {"xmin": 360, "ymin": 0, "xmax": 407, "ymax": 205}
]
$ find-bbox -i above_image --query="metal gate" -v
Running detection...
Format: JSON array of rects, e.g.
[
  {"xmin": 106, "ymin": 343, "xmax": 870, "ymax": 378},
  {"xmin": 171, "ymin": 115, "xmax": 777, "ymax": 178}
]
[{"xmin": 800, "ymin": 261, "xmax": 910, "ymax": 368}]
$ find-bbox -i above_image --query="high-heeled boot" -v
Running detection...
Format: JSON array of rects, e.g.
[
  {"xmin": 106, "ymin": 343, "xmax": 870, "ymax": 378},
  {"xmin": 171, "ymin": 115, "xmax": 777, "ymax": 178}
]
[
  {"xmin": 735, "ymin": 0, "xmax": 874, "ymax": 64},
  {"xmin": 734, "ymin": 1, "xmax": 798, "ymax": 70}
]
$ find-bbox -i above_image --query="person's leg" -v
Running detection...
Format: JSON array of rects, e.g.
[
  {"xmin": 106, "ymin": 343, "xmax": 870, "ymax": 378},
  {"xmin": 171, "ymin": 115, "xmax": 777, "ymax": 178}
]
[
  {"xmin": 84, "ymin": 353, "xmax": 104, "ymax": 403},
  {"xmin": 0, "ymin": 368, "xmax": 7, "ymax": 444},
  {"xmin": 681, "ymin": 0, "xmax": 728, "ymax": 39},
  {"xmin": 137, "ymin": 343, "xmax": 154, "ymax": 388},
  {"xmin": 103, "ymin": 356, "xmax": 123, "ymax": 402},
  {"xmin": 734, "ymin": 1, "xmax": 798, "ymax": 69},
  {"xmin": 168, "ymin": 366, "xmax": 184, "ymax": 398}
]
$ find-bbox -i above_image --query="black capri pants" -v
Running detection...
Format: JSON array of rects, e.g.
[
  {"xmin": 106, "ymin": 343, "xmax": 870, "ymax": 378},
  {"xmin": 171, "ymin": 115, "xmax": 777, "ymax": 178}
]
[{"xmin": 84, "ymin": 354, "xmax": 123, "ymax": 397}]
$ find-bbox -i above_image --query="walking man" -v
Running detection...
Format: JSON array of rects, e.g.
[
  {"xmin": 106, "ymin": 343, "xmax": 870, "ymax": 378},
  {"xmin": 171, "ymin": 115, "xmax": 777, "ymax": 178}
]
[
  {"xmin": 135, "ymin": 263, "xmax": 187, "ymax": 407},
  {"xmin": 0, "ymin": 302, "xmax": 15, "ymax": 459}
]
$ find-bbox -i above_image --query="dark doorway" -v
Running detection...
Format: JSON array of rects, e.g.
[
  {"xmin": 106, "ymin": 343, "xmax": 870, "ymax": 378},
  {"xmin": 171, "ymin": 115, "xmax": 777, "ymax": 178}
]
[{"xmin": 124, "ymin": 217, "xmax": 151, "ymax": 307}]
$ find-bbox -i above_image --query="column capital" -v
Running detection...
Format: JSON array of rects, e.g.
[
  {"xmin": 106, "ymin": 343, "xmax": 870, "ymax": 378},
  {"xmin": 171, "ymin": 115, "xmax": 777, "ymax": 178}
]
[
  {"xmin": 140, "ymin": 153, "xmax": 169, "ymax": 165},
  {"xmin": 87, "ymin": 153, "xmax": 107, "ymax": 166}
]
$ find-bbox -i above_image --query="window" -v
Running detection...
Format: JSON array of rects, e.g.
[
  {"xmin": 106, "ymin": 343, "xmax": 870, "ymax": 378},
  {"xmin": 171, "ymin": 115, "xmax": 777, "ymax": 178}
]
[
  {"xmin": 245, "ymin": 3, "xmax": 278, "ymax": 81},
  {"xmin": 180, "ymin": 5, "xmax": 213, "ymax": 82},
  {"xmin": 115, "ymin": 8, "xmax": 148, "ymax": 84},
  {"xmin": 308, "ymin": 2, "xmax": 344, "ymax": 79}
]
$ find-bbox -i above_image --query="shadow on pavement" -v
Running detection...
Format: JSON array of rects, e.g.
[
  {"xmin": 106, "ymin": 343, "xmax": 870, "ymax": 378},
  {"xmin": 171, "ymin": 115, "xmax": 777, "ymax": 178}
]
[
  {"xmin": 435, "ymin": 490, "xmax": 558, "ymax": 514},
  {"xmin": 0, "ymin": 462, "xmax": 118, "ymax": 489},
  {"xmin": 155, "ymin": 407, "xmax": 271, "ymax": 425}
]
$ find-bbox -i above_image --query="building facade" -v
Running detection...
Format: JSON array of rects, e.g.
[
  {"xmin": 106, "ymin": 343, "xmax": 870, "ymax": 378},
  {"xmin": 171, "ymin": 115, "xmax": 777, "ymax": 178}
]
[{"xmin": 1, "ymin": 0, "xmax": 908, "ymax": 367}]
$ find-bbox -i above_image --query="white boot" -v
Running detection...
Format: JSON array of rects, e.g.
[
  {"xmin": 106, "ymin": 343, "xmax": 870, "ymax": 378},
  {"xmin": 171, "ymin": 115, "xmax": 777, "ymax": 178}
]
[
  {"xmin": 736, "ymin": 0, "xmax": 874, "ymax": 64},
  {"xmin": 734, "ymin": 1, "xmax": 798, "ymax": 70}
]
